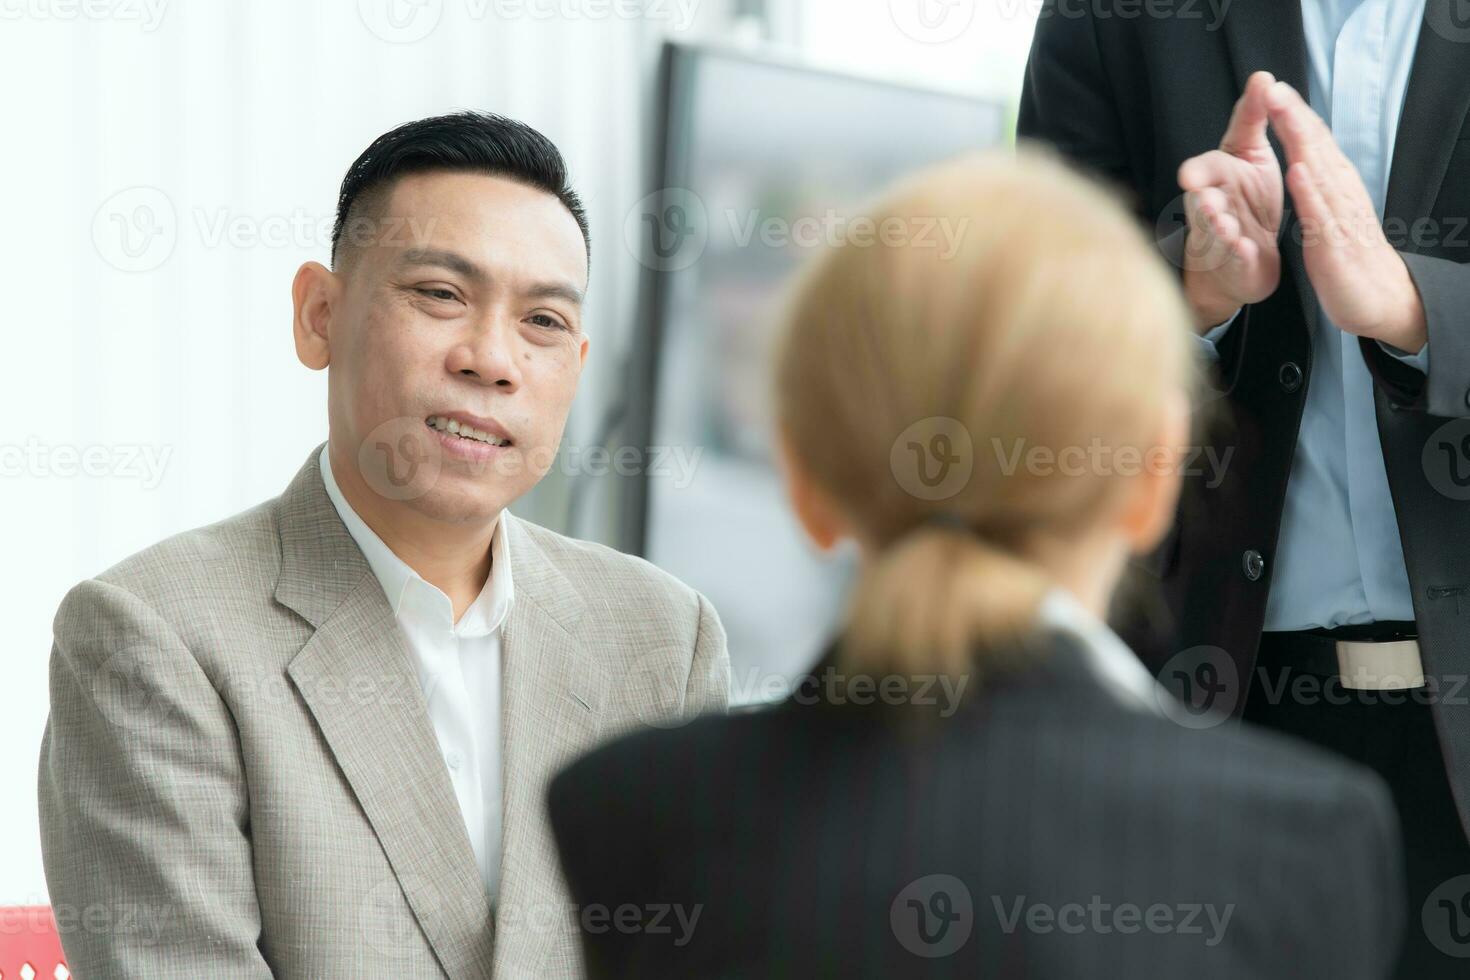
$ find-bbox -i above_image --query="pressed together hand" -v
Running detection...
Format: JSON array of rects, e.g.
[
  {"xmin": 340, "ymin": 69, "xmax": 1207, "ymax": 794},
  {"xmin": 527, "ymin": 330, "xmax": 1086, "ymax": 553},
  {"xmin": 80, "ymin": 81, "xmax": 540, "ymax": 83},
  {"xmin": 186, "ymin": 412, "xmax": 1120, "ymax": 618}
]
[{"xmin": 1178, "ymin": 70, "xmax": 1427, "ymax": 354}]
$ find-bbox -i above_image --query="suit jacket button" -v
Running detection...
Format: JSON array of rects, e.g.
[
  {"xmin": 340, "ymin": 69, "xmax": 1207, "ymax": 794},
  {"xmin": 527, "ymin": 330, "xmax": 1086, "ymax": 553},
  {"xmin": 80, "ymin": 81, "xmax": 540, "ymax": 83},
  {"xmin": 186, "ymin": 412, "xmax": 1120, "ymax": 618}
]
[
  {"xmin": 1242, "ymin": 549, "xmax": 1265, "ymax": 581},
  {"xmin": 1278, "ymin": 361, "xmax": 1303, "ymax": 392}
]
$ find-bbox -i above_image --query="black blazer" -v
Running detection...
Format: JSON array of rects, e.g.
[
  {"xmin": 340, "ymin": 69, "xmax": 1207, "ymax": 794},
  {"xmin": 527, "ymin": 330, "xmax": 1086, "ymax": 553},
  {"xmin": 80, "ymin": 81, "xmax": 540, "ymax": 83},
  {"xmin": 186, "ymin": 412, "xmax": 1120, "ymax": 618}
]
[
  {"xmin": 548, "ymin": 632, "xmax": 1403, "ymax": 979},
  {"xmin": 1018, "ymin": 0, "xmax": 1470, "ymax": 820}
]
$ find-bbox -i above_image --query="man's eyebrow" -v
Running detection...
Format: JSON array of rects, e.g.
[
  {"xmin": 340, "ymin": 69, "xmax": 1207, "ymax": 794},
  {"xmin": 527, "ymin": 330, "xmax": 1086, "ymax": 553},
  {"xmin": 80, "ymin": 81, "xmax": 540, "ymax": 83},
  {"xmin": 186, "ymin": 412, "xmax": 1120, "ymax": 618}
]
[
  {"xmin": 396, "ymin": 247, "xmax": 485, "ymax": 281},
  {"xmin": 527, "ymin": 281, "xmax": 585, "ymax": 307}
]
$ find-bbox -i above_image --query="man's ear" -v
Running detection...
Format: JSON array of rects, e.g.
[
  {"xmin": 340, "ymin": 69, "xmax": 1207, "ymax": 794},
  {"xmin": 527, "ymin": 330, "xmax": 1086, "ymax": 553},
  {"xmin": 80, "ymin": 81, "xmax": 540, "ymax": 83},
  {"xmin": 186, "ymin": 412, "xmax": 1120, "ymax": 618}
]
[
  {"xmin": 1120, "ymin": 388, "xmax": 1191, "ymax": 555},
  {"xmin": 292, "ymin": 261, "xmax": 339, "ymax": 371},
  {"xmin": 775, "ymin": 428, "xmax": 848, "ymax": 553}
]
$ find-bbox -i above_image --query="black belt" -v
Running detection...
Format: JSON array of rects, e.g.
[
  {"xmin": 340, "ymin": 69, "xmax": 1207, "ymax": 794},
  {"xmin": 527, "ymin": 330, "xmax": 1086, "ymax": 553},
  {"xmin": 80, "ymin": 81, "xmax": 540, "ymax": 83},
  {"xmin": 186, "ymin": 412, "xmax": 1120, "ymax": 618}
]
[{"xmin": 1258, "ymin": 621, "xmax": 1418, "ymax": 679}]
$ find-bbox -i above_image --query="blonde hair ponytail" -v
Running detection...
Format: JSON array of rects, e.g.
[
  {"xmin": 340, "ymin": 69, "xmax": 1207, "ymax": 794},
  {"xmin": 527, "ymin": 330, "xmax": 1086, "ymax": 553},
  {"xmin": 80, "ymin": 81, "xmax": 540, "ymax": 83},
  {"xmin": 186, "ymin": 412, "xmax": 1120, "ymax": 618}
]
[
  {"xmin": 774, "ymin": 145, "xmax": 1197, "ymax": 693},
  {"xmin": 843, "ymin": 525, "xmax": 1052, "ymax": 685}
]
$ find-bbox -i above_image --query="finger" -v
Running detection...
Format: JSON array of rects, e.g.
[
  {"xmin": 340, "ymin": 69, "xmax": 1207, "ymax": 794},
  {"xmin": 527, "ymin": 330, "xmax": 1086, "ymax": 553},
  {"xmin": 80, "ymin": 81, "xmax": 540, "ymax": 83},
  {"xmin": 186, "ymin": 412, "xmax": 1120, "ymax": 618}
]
[
  {"xmin": 1220, "ymin": 70, "xmax": 1275, "ymax": 156},
  {"xmin": 1178, "ymin": 150, "xmax": 1238, "ymax": 191},
  {"xmin": 1266, "ymin": 81, "xmax": 1332, "ymax": 167},
  {"xmin": 1191, "ymin": 186, "xmax": 1235, "ymax": 237},
  {"xmin": 1183, "ymin": 190, "xmax": 1239, "ymax": 271},
  {"xmin": 1233, "ymin": 234, "xmax": 1258, "ymax": 267},
  {"xmin": 1208, "ymin": 207, "xmax": 1243, "ymax": 246},
  {"xmin": 1184, "ymin": 187, "xmax": 1222, "ymax": 243},
  {"xmin": 1286, "ymin": 160, "xmax": 1333, "ymax": 246}
]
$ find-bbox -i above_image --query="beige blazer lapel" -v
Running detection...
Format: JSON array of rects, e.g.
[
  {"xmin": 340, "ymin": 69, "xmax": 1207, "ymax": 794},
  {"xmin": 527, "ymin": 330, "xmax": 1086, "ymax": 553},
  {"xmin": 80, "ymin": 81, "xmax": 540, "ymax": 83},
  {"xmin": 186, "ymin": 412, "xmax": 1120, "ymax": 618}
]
[
  {"xmin": 493, "ymin": 513, "xmax": 607, "ymax": 975},
  {"xmin": 276, "ymin": 443, "xmax": 497, "ymax": 980}
]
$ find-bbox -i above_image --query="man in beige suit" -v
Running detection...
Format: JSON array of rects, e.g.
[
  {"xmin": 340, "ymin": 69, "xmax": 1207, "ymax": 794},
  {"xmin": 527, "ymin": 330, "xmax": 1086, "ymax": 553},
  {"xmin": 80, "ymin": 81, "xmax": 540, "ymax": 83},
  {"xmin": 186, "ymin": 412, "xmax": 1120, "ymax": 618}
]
[{"xmin": 38, "ymin": 111, "xmax": 729, "ymax": 979}]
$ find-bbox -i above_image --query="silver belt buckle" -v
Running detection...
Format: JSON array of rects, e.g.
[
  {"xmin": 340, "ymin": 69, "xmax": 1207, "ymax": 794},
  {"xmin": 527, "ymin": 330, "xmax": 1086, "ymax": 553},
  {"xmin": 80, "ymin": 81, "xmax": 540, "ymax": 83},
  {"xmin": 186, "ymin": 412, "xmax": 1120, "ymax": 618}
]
[{"xmin": 1334, "ymin": 638, "xmax": 1424, "ymax": 691}]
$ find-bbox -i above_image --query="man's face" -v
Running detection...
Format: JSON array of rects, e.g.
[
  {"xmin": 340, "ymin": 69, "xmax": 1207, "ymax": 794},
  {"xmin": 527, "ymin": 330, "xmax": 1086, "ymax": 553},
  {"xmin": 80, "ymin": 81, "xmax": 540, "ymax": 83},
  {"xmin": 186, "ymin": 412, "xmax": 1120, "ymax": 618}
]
[{"xmin": 325, "ymin": 170, "xmax": 589, "ymax": 524}]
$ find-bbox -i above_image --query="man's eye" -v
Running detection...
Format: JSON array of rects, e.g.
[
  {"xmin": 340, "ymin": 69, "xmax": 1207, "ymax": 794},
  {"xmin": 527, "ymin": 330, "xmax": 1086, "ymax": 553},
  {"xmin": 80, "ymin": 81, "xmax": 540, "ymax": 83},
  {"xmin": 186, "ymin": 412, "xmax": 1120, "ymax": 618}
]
[
  {"xmin": 528, "ymin": 314, "xmax": 567, "ymax": 330},
  {"xmin": 416, "ymin": 287, "xmax": 458, "ymax": 302}
]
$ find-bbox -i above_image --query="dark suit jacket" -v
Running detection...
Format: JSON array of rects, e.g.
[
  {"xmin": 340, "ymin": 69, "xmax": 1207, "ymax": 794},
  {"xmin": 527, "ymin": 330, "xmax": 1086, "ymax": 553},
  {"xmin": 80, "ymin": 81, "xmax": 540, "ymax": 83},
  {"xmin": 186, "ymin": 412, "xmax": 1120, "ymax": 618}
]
[
  {"xmin": 1018, "ymin": 0, "xmax": 1470, "ymax": 824},
  {"xmin": 548, "ymin": 632, "xmax": 1403, "ymax": 979}
]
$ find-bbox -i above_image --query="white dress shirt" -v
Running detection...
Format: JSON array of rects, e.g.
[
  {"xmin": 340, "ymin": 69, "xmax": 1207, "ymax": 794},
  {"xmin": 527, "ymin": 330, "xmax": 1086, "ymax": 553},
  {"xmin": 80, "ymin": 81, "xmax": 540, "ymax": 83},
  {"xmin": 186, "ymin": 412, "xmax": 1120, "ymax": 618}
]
[
  {"xmin": 319, "ymin": 444, "xmax": 513, "ymax": 901},
  {"xmin": 1036, "ymin": 586, "xmax": 1164, "ymax": 716}
]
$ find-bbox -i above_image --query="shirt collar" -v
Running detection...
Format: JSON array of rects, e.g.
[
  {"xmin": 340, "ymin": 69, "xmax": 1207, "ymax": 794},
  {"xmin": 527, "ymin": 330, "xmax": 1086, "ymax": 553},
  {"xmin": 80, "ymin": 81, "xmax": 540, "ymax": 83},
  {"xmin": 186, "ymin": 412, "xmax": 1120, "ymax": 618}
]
[
  {"xmin": 318, "ymin": 444, "xmax": 514, "ymax": 637},
  {"xmin": 1035, "ymin": 586, "xmax": 1164, "ymax": 716}
]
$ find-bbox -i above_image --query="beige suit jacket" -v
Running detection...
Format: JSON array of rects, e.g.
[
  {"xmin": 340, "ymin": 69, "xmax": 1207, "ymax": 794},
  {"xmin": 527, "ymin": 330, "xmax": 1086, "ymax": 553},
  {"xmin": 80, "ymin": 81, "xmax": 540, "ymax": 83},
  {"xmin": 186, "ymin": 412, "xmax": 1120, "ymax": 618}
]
[{"xmin": 38, "ymin": 441, "xmax": 729, "ymax": 978}]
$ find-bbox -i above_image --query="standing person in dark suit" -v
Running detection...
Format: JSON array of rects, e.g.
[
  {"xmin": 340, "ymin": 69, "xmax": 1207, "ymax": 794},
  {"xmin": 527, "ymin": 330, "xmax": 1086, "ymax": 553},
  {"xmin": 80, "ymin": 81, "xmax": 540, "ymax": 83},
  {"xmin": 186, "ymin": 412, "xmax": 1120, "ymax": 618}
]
[
  {"xmin": 1018, "ymin": 2, "xmax": 1470, "ymax": 973},
  {"xmin": 545, "ymin": 149, "xmax": 1404, "ymax": 979}
]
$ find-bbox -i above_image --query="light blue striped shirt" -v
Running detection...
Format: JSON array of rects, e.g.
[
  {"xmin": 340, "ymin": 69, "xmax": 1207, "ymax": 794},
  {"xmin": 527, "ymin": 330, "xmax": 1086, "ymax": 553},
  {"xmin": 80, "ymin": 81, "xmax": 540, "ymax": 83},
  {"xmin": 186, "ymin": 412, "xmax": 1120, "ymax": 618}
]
[{"xmin": 1198, "ymin": 0, "xmax": 1428, "ymax": 630}]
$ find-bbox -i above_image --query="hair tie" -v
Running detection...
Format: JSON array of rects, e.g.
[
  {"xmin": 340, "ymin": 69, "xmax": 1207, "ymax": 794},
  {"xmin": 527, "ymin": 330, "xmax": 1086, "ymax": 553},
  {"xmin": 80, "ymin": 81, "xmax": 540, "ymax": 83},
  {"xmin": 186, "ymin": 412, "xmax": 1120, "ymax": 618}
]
[{"xmin": 922, "ymin": 512, "xmax": 976, "ymax": 534}]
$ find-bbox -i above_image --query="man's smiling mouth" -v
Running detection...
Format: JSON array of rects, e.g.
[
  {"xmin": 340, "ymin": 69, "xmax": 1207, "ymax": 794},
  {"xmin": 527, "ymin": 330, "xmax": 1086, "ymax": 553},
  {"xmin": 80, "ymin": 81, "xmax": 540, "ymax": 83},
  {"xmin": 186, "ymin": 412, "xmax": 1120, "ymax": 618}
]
[{"xmin": 426, "ymin": 415, "xmax": 513, "ymax": 447}]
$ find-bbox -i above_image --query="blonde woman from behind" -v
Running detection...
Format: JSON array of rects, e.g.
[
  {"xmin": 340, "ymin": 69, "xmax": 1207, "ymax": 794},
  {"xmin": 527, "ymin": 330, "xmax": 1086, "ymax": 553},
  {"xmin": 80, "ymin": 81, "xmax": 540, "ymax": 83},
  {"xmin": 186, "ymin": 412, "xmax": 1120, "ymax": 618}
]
[{"xmin": 549, "ymin": 146, "xmax": 1404, "ymax": 980}]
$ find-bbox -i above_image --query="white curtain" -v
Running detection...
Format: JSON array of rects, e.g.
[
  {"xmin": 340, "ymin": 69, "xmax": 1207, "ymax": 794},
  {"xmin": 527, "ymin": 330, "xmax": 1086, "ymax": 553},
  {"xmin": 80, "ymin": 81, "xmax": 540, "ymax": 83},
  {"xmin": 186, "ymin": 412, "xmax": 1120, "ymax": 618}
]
[{"xmin": 0, "ymin": 0, "xmax": 745, "ymax": 904}]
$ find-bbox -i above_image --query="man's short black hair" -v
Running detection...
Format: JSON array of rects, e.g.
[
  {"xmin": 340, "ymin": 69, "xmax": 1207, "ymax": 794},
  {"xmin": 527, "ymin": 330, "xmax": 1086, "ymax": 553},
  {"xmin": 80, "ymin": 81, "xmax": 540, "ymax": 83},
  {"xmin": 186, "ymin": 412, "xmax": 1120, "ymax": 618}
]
[{"xmin": 330, "ymin": 110, "xmax": 589, "ymax": 269}]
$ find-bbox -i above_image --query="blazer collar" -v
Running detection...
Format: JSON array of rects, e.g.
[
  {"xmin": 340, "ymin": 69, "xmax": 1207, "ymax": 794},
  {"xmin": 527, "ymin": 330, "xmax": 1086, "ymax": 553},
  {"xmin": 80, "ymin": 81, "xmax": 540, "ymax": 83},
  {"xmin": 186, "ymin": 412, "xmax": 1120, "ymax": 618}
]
[
  {"xmin": 1382, "ymin": 1, "xmax": 1470, "ymax": 237},
  {"xmin": 277, "ymin": 442, "xmax": 496, "ymax": 979},
  {"xmin": 275, "ymin": 440, "xmax": 601, "ymax": 977}
]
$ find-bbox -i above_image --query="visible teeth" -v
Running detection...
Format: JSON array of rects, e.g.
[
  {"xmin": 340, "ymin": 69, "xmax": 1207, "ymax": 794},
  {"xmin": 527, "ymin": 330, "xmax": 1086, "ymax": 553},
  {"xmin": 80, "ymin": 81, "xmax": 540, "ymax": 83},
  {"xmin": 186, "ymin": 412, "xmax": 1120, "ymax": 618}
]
[{"xmin": 426, "ymin": 416, "xmax": 509, "ymax": 447}]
